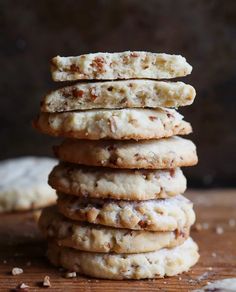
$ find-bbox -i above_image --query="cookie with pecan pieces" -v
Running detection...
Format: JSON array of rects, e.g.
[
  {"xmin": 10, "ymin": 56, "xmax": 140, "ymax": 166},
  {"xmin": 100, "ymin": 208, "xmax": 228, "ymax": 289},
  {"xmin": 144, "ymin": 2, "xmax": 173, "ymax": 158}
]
[
  {"xmin": 51, "ymin": 51, "xmax": 192, "ymax": 81},
  {"xmin": 57, "ymin": 194, "xmax": 195, "ymax": 232},
  {"xmin": 49, "ymin": 164, "xmax": 186, "ymax": 200},
  {"xmin": 54, "ymin": 136, "xmax": 198, "ymax": 169},
  {"xmin": 41, "ymin": 80, "xmax": 195, "ymax": 112},
  {"xmin": 34, "ymin": 108, "xmax": 191, "ymax": 140},
  {"xmin": 39, "ymin": 206, "xmax": 191, "ymax": 254}
]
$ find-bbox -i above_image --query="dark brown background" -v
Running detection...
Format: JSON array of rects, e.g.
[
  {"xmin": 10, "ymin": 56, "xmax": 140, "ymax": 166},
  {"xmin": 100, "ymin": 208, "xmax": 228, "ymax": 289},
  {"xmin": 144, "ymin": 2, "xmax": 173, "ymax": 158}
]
[{"xmin": 0, "ymin": 0, "xmax": 235, "ymax": 187}]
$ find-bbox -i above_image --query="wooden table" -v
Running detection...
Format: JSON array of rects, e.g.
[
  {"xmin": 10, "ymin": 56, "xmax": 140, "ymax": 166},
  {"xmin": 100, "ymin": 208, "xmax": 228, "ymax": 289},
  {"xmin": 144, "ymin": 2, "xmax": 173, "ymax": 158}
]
[{"xmin": 0, "ymin": 189, "xmax": 235, "ymax": 291}]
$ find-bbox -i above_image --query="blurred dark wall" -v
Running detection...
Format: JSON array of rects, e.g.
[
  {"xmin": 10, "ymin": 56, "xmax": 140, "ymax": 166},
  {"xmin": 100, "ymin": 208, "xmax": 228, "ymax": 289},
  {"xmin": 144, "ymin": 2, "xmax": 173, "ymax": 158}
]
[{"xmin": 0, "ymin": 0, "xmax": 235, "ymax": 187}]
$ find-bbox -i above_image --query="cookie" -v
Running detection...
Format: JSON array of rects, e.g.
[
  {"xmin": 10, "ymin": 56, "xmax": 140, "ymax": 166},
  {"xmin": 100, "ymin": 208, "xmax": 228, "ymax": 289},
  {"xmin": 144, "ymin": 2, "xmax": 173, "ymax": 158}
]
[
  {"xmin": 47, "ymin": 237, "xmax": 199, "ymax": 279},
  {"xmin": 39, "ymin": 206, "xmax": 190, "ymax": 253},
  {"xmin": 54, "ymin": 136, "xmax": 198, "ymax": 169},
  {"xmin": 34, "ymin": 108, "xmax": 192, "ymax": 140},
  {"xmin": 57, "ymin": 194, "xmax": 195, "ymax": 232},
  {"xmin": 49, "ymin": 164, "xmax": 186, "ymax": 200},
  {"xmin": 0, "ymin": 157, "xmax": 57, "ymax": 212},
  {"xmin": 41, "ymin": 80, "xmax": 196, "ymax": 112},
  {"xmin": 51, "ymin": 51, "xmax": 192, "ymax": 81}
]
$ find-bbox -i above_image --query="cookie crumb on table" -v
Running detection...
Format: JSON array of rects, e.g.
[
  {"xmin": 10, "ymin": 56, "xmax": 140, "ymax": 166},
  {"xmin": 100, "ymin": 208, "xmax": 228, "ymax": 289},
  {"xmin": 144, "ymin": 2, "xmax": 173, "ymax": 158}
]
[
  {"xmin": 64, "ymin": 271, "xmax": 77, "ymax": 278},
  {"xmin": 202, "ymin": 222, "xmax": 209, "ymax": 229},
  {"xmin": 229, "ymin": 218, "xmax": 235, "ymax": 227},
  {"xmin": 215, "ymin": 226, "xmax": 224, "ymax": 234},
  {"xmin": 193, "ymin": 222, "xmax": 209, "ymax": 232},
  {"xmin": 43, "ymin": 275, "xmax": 51, "ymax": 287},
  {"xmin": 193, "ymin": 223, "xmax": 202, "ymax": 231},
  {"xmin": 207, "ymin": 267, "xmax": 213, "ymax": 271},
  {"xmin": 12, "ymin": 267, "xmax": 23, "ymax": 275},
  {"xmin": 15, "ymin": 283, "xmax": 29, "ymax": 291}
]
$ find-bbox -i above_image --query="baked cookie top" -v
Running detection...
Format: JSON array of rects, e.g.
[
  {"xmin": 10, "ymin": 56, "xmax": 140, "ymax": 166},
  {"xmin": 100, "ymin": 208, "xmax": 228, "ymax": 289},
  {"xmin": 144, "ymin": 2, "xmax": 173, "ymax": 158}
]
[
  {"xmin": 49, "ymin": 164, "xmax": 186, "ymax": 200},
  {"xmin": 54, "ymin": 136, "xmax": 198, "ymax": 169},
  {"xmin": 57, "ymin": 193, "xmax": 195, "ymax": 232},
  {"xmin": 34, "ymin": 108, "xmax": 192, "ymax": 140},
  {"xmin": 0, "ymin": 157, "xmax": 57, "ymax": 212}
]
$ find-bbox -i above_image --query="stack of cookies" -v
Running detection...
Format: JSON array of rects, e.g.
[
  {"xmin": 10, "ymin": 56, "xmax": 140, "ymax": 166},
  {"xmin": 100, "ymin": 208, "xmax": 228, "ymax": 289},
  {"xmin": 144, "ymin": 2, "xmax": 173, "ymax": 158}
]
[{"xmin": 34, "ymin": 51, "xmax": 199, "ymax": 280}]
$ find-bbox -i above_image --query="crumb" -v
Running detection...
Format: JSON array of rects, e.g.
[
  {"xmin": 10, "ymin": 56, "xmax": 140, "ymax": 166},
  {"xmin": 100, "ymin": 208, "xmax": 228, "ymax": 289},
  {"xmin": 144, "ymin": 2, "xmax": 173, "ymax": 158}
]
[
  {"xmin": 194, "ymin": 223, "xmax": 202, "ymax": 231},
  {"xmin": 215, "ymin": 226, "xmax": 224, "ymax": 235},
  {"xmin": 207, "ymin": 267, "xmax": 213, "ymax": 271},
  {"xmin": 43, "ymin": 275, "xmax": 51, "ymax": 287},
  {"xmin": 64, "ymin": 271, "xmax": 76, "ymax": 278},
  {"xmin": 163, "ymin": 281, "xmax": 167, "ymax": 284},
  {"xmin": 3, "ymin": 260, "xmax": 7, "ymax": 264},
  {"xmin": 15, "ymin": 283, "xmax": 29, "ymax": 291},
  {"xmin": 12, "ymin": 267, "xmax": 24, "ymax": 275},
  {"xmin": 212, "ymin": 252, "xmax": 217, "ymax": 257},
  {"xmin": 179, "ymin": 277, "xmax": 182, "ymax": 280},
  {"xmin": 229, "ymin": 219, "xmax": 235, "ymax": 227},
  {"xmin": 202, "ymin": 222, "xmax": 209, "ymax": 230},
  {"xmin": 196, "ymin": 271, "xmax": 210, "ymax": 282},
  {"xmin": 19, "ymin": 283, "xmax": 29, "ymax": 289},
  {"xmin": 26, "ymin": 261, "xmax": 31, "ymax": 267}
]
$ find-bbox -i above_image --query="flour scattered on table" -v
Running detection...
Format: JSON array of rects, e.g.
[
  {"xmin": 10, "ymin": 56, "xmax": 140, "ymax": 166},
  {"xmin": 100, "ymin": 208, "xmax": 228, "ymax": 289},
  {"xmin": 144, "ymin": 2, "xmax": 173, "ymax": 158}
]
[{"xmin": 193, "ymin": 278, "xmax": 236, "ymax": 291}]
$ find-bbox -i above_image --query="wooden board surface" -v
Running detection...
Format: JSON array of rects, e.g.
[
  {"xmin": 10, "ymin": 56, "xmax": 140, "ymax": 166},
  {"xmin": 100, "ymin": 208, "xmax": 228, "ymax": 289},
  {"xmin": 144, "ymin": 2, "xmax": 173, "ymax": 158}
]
[{"xmin": 0, "ymin": 189, "xmax": 235, "ymax": 291}]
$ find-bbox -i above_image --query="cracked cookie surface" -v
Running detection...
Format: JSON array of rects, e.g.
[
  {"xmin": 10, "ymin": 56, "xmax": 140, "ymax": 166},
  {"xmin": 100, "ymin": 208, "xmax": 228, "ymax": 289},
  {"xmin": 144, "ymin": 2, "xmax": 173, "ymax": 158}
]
[
  {"xmin": 39, "ymin": 206, "xmax": 191, "ymax": 254},
  {"xmin": 34, "ymin": 108, "xmax": 191, "ymax": 140},
  {"xmin": 49, "ymin": 164, "xmax": 186, "ymax": 200},
  {"xmin": 57, "ymin": 194, "xmax": 195, "ymax": 231}
]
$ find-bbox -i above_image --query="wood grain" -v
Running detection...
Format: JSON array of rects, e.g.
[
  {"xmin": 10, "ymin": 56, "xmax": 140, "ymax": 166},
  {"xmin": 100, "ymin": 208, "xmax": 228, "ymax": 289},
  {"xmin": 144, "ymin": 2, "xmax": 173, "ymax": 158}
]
[{"xmin": 0, "ymin": 189, "xmax": 235, "ymax": 291}]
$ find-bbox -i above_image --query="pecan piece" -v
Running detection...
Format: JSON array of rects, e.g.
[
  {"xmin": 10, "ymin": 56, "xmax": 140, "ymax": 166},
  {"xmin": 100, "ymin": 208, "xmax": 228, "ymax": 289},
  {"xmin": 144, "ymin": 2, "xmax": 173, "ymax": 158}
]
[
  {"xmin": 149, "ymin": 116, "xmax": 157, "ymax": 121},
  {"xmin": 72, "ymin": 89, "xmax": 84, "ymax": 98},
  {"xmin": 89, "ymin": 87, "xmax": 98, "ymax": 100},
  {"xmin": 91, "ymin": 57, "xmax": 105, "ymax": 73},
  {"xmin": 138, "ymin": 220, "xmax": 148, "ymax": 228},
  {"xmin": 70, "ymin": 64, "xmax": 80, "ymax": 73}
]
